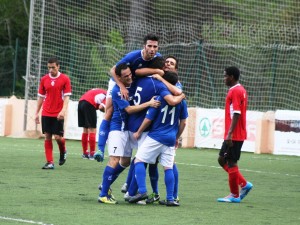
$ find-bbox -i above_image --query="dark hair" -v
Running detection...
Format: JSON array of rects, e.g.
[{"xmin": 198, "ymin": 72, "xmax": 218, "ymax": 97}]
[
  {"xmin": 148, "ymin": 56, "xmax": 165, "ymax": 69},
  {"xmin": 165, "ymin": 55, "xmax": 178, "ymax": 70},
  {"xmin": 224, "ymin": 66, "xmax": 240, "ymax": 81},
  {"xmin": 143, "ymin": 33, "xmax": 159, "ymax": 44},
  {"xmin": 48, "ymin": 57, "xmax": 59, "ymax": 65},
  {"xmin": 115, "ymin": 63, "xmax": 129, "ymax": 76},
  {"xmin": 163, "ymin": 71, "xmax": 178, "ymax": 85}
]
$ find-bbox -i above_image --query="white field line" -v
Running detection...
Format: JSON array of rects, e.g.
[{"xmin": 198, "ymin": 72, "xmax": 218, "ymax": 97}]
[{"xmin": 0, "ymin": 216, "xmax": 53, "ymax": 225}]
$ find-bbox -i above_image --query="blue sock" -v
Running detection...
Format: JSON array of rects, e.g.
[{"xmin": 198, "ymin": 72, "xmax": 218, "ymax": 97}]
[
  {"xmin": 173, "ymin": 164, "xmax": 179, "ymax": 198},
  {"xmin": 135, "ymin": 162, "xmax": 147, "ymax": 194},
  {"xmin": 125, "ymin": 158, "xmax": 135, "ymax": 190},
  {"xmin": 128, "ymin": 173, "xmax": 138, "ymax": 196},
  {"xmin": 111, "ymin": 163, "xmax": 126, "ymax": 185},
  {"xmin": 97, "ymin": 119, "xmax": 110, "ymax": 152},
  {"xmin": 100, "ymin": 166, "xmax": 114, "ymax": 197},
  {"xmin": 148, "ymin": 163, "xmax": 159, "ymax": 194},
  {"xmin": 164, "ymin": 169, "xmax": 175, "ymax": 201}
]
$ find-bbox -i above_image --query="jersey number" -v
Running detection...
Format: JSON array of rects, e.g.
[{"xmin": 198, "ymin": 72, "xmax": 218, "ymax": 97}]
[
  {"xmin": 133, "ymin": 86, "xmax": 142, "ymax": 105},
  {"xmin": 161, "ymin": 105, "xmax": 175, "ymax": 125}
]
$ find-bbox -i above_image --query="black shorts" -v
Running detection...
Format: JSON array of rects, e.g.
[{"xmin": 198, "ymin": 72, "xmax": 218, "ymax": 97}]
[
  {"xmin": 78, "ymin": 100, "xmax": 97, "ymax": 128},
  {"xmin": 42, "ymin": 116, "xmax": 64, "ymax": 136},
  {"xmin": 219, "ymin": 140, "xmax": 244, "ymax": 162}
]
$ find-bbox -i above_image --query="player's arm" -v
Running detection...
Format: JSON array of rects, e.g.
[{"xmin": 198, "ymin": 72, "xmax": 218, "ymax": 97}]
[
  {"xmin": 135, "ymin": 68, "xmax": 164, "ymax": 77},
  {"xmin": 110, "ymin": 65, "xmax": 129, "ymax": 99},
  {"xmin": 163, "ymin": 93, "xmax": 185, "ymax": 106},
  {"xmin": 57, "ymin": 95, "xmax": 70, "ymax": 121},
  {"xmin": 35, "ymin": 96, "xmax": 44, "ymax": 124},
  {"xmin": 133, "ymin": 118, "xmax": 152, "ymax": 140},
  {"xmin": 226, "ymin": 113, "xmax": 240, "ymax": 147},
  {"xmin": 153, "ymin": 74, "xmax": 182, "ymax": 96},
  {"xmin": 124, "ymin": 96, "xmax": 160, "ymax": 114},
  {"xmin": 175, "ymin": 118, "xmax": 187, "ymax": 149}
]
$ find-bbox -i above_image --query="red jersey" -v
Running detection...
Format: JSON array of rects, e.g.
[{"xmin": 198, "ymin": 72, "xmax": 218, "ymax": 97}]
[
  {"xmin": 224, "ymin": 83, "xmax": 247, "ymax": 141},
  {"xmin": 38, "ymin": 72, "xmax": 72, "ymax": 117},
  {"xmin": 79, "ymin": 88, "xmax": 107, "ymax": 109}
]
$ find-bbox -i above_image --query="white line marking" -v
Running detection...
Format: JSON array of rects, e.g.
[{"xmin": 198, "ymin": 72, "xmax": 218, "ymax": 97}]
[{"xmin": 0, "ymin": 216, "xmax": 53, "ymax": 225}]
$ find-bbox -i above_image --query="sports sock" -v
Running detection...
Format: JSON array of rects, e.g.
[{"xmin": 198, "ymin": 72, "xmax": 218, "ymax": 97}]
[
  {"xmin": 148, "ymin": 163, "xmax": 159, "ymax": 194},
  {"xmin": 44, "ymin": 139, "xmax": 53, "ymax": 163},
  {"xmin": 111, "ymin": 163, "xmax": 126, "ymax": 185},
  {"xmin": 100, "ymin": 166, "xmax": 114, "ymax": 197},
  {"xmin": 128, "ymin": 174, "xmax": 138, "ymax": 196},
  {"xmin": 81, "ymin": 133, "xmax": 88, "ymax": 154},
  {"xmin": 126, "ymin": 158, "xmax": 135, "ymax": 190},
  {"xmin": 238, "ymin": 172, "xmax": 247, "ymax": 188},
  {"xmin": 57, "ymin": 138, "xmax": 66, "ymax": 153},
  {"xmin": 88, "ymin": 132, "xmax": 96, "ymax": 156},
  {"xmin": 164, "ymin": 168, "xmax": 175, "ymax": 201},
  {"xmin": 228, "ymin": 166, "xmax": 239, "ymax": 198},
  {"xmin": 135, "ymin": 162, "xmax": 147, "ymax": 194},
  {"xmin": 173, "ymin": 163, "xmax": 179, "ymax": 198},
  {"xmin": 97, "ymin": 119, "xmax": 110, "ymax": 152}
]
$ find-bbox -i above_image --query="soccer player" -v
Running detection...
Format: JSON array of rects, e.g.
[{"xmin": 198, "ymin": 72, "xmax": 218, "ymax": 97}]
[
  {"xmin": 96, "ymin": 33, "xmax": 162, "ymax": 162},
  {"xmin": 35, "ymin": 57, "xmax": 71, "ymax": 169},
  {"xmin": 217, "ymin": 66, "xmax": 253, "ymax": 203},
  {"xmin": 128, "ymin": 71, "xmax": 188, "ymax": 206},
  {"xmin": 96, "ymin": 63, "xmax": 161, "ymax": 204},
  {"xmin": 123, "ymin": 57, "xmax": 185, "ymax": 203},
  {"xmin": 78, "ymin": 88, "xmax": 106, "ymax": 159}
]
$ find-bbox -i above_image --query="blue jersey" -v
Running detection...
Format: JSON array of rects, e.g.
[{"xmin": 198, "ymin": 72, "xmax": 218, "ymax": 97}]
[
  {"xmin": 128, "ymin": 76, "xmax": 172, "ymax": 132},
  {"xmin": 116, "ymin": 50, "xmax": 161, "ymax": 80},
  {"xmin": 110, "ymin": 84, "xmax": 136, "ymax": 131},
  {"xmin": 146, "ymin": 98, "xmax": 188, "ymax": 147}
]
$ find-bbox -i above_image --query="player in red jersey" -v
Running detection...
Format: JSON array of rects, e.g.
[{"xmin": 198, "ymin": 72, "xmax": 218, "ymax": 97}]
[
  {"xmin": 35, "ymin": 57, "xmax": 72, "ymax": 169},
  {"xmin": 78, "ymin": 88, "xmax": 106, "ymax": 159},
  {"xmin": 217, "ymin": 66, "xmax": 253, "ymax": 203}
]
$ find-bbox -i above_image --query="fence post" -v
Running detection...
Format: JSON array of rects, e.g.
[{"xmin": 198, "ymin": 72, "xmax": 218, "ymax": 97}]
[{"xmin": 13, "ymin": 38, "xmax": 19, "ymax": 95}]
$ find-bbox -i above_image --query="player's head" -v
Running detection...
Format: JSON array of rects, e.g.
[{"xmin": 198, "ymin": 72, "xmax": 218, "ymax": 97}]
[
  {"xmin": 143, "ymin": 33, "xmax": 159, "ymax": 60},
  {"xmin": 224, "ymin": 66, "xmax": 240, "ymax": 86},
  {"xmin": 163, "ymin": 71, "xmax": 178, "ymax": 85},
  {"xmin": 47, "ymin": 57, "xmax": 60, "ymax": 77},
  {"xmin": 148, "ymin": 56, "xmax": 165, "ymax": 70},
  {"xmin": 164, "ymin": 55, "xmax": 178, "ymax": 71},
  {"xmin": 115, "ymin": 63, "xmax": 132, "ymax": 86}
]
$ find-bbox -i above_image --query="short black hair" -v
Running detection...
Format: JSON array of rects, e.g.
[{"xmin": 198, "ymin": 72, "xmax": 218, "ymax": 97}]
[
  {"xmin": 224, "ymin": 66, "xmax": 240, "ymax": 81},
  {"xmin": 143, "ymin": 33, "xmax": 159, "ymax": 44},
  {"xmin": 163, "ymin": 71, "xmax": 178, "ymax": 85},
  {"xmin": 48, "ymin": 57, "xmax": 59, "ymax": 65},
  {"xmin": 165, "ymin": 55, "xmax": 178, "ymax": 70},
  {"xmin": 148, "ymin": 56, "xmax": 165, "ymax": 69},
  {"xmin": 115, "ymin": 63, "xmax": 129, "ymax": 76}
]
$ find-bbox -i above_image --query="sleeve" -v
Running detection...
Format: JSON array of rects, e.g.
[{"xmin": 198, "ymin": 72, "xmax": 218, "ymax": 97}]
[
  {"xmin": 232, "ymin": 90, "xmax": 242, "ymax": 114},
  {"xmin": 112, "ymin": 88, "xmax": 130, "ymax": 110},
  {"xmin": 38, "ymin": 77, "xmax": 46, "ymax": 97},
  {"xmin": 180, "ymin": 100, "xmax": 189, "ymax": 120},
  {"xmin": 63, "ymin": 75, "xmax": 72, "ymax": 96}
]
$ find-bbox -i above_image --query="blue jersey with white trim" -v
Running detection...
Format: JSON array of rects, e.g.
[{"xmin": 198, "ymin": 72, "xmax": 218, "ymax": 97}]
[
  {"xmin": 128, "ymin": 76, "xmax": 171, "ymax": 132},
  {"xmin": 146, "ymin": 98, "xmax": 188, "ymax": 147},
  {"xmin": 110, "ymin": 84, "xmax": 136, "ymax": 131}
]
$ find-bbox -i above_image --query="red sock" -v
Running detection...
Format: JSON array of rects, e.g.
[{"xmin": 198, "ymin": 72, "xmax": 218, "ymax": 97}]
[
  {"xmin": 82, "ymin": 133, "xmax": 88, "ymax": 154},
  {"xmin": 228, "ymin": 166, "xmax": 239, "ymax": 198},
  {"xmin": 89, "ymin": 132, "xmax": 96, "ymax": 156},
  {"xmin": 238, "ymin": 172, "xmax": 247, "ymax": 188},
  {"xmin": 57, "ymin": 138, "xmax": 66, "ymax": 153},
  {"xmin": 44, "ymin": 140, "xmax": 53, "ymax": 163}
]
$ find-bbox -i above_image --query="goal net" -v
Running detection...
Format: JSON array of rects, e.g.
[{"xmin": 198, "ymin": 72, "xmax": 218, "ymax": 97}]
[{"xmin": 24, "ymin": 0, "xmax": 300, "ymax": 132}]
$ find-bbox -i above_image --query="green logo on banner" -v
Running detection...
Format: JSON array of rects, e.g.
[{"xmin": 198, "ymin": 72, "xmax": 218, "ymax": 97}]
[{"xmin": 199, "ymin": 118, "xmax": 211, "ymax": 137}]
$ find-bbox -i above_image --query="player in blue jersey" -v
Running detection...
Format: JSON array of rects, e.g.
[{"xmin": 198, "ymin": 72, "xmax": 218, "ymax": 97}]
[
  {"xmin": 122, "ymin": 57, "xmax": 185, "ymax": 203},
  {"xmin": 96, "ymin": 63, "xmax": 161, "ymax": 204},
  {"xmin": 96, "ymin": 33, "xmax": 162, "ymax": 162},
  {"xmin": 128, "ymin": 71, "xmax": 188, "ymax": 206}
]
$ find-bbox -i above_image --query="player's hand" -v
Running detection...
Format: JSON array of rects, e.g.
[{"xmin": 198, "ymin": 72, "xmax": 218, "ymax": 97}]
[
  {"xmin": 120, "ymin": 86, "xmax": 129, "ymax": 100},
  {"xmin": 133, "ymin": 131, "xmax": 140, "ymax": 140},
  {"xmin": 148, "ymin": 96, "xmax": 161, "ymax": 108},
  {"xmin": 35, "ymin": 114, "xmax": 40, "ymax": 124},
  {"xmin": 152, "ymin": 74, "xmax": 163, "ymax": 81},
  {"xmin": 94, "ymin": 150, "xmax": 104, "ymax": 162},
  {"xmin": 175, "ymin": 139, "xmax": 179, "ymax": 150}
]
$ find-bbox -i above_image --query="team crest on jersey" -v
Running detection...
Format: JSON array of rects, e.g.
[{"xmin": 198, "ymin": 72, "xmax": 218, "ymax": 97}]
[
  {"xmin": 51, "ymin": 80, "xmax": 55, "ymax": 86},
  {"xmin": 138, "ymin": 63, "xmax": 142, "ymax": 68}
]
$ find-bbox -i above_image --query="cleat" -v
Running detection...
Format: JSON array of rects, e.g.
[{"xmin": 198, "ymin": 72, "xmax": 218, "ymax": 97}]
[
  {"xmin": 136, "ymin": 200, "xmax": 146, "ymax": 205},
  {"xmin": 89, "ymin": 152, "xmax": 95, "ymax": 160},
  {"xmin": 82, "ymin": 154, "xmax": 89, "ymax": 159},
  {"xmin": 240, "ymin": 182, "xmax": 253, "ymax": 200},
  {"xmin": 174, "ymin": 196, "xmax": 180, "ymax": 203},
  {"xmin": 98, "ymin": 184, "xmax": 115, "ymax": 200},
  {"xmin": 146, "ymin": 193, "xmax": 160, "ymax": 204},
  {"xmin": 121, "ymin": 183, "xmax": 128, "ymax": 193},
  {"xmin": 217, "ymin": 194, "xmax": 241, "ymax": 203},
  {"xmin": 128, "ymin": 192, "xmax": 148, "ymax": 203},
  {"xmin": 124, "ymin": 192, "xmax": 131, "ymax": 202},
  {"xmin": 98, "ymin": 196, "xmax": 118, "ymax": 204},
  {"xmin": 94, "ymin": 150, "xmax": 104, "ymax": 162},
  {"xmin": 59, "ymin": 151, "xmax": 67, "ymax": 166},
  {"xmin": 42, "ymin": 162, "xmax": 54, "ymax": 169},
  {"xmin": 166, "ymin": 200, "xmax": 180, "ymax": 207},
  {"xmin": 159, "ymin": 200, "xmax": 166, "ymax": 205}
]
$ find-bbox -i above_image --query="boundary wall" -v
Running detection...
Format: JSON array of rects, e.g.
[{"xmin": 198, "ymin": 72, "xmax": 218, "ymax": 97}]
[{"xmin": 1, "ymin": 96, "xmax": 299, "ymax": 156}]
